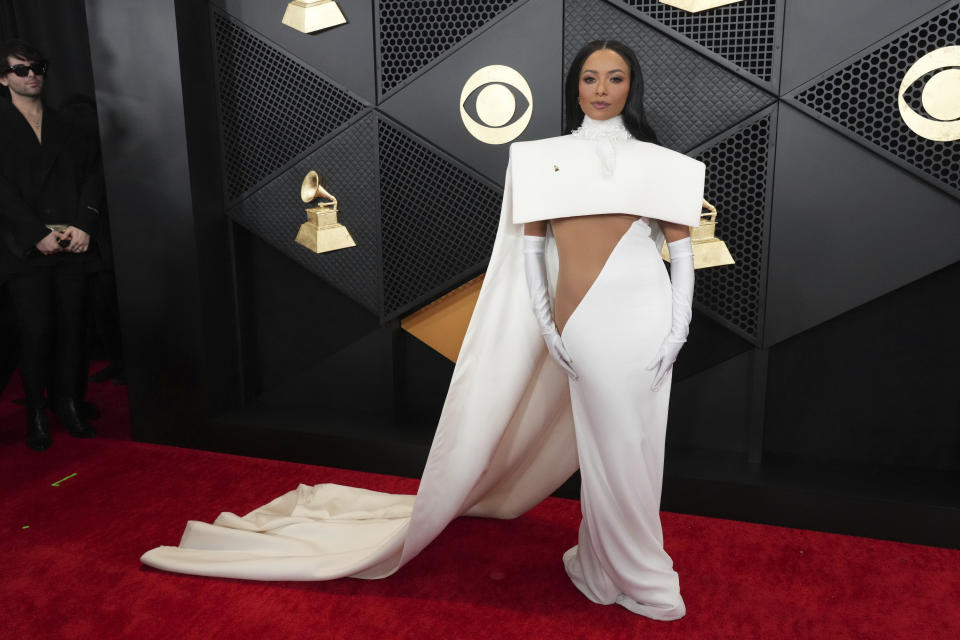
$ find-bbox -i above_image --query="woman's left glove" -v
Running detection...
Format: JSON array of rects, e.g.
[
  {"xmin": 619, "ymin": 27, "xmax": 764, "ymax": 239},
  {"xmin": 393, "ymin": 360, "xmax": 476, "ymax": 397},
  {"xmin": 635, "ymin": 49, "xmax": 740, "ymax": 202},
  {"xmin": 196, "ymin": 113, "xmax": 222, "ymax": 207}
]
[{"xmin": 647, "ymin": 237, "xmax": 694, "ymax": 391}]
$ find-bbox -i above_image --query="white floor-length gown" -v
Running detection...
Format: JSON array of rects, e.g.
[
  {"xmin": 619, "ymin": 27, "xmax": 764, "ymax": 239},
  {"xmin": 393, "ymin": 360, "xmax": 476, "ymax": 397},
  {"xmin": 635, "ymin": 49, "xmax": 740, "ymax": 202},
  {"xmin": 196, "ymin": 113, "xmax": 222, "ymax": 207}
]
[
  {"xmin": 559, "ymin": 217, "xmax": 684, "ymax": 620},
  {"xmin": 141, "ymin": 129, "xmax": 702, "ymax": 621}
]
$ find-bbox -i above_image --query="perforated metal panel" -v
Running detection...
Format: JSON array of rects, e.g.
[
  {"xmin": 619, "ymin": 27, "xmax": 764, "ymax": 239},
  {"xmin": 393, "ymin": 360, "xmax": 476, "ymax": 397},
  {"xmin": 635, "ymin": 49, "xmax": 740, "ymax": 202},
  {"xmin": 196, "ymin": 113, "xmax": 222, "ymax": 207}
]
[
  {"xmin": 564, "ymin": 0, "xmax": 774, "ymax": 152},
  {"xmin": 615, "ymin": 0, "xmax": 780, "ymax": 83},
  {"xmin": 377, "ymin": 0, "xmax": 520, "ymax": 98},
  {"xmin": 212, "ymin": 10, "xmax": 367, "ymax": 201},
  {"xmin": 227, "ymin": 113, "xmax": 383, "ymax": 315},
  {"xmin": 791, "ymin": 3, "xmax": 960, "ymax": 197},
  {"xmin": 378, "ymin": 117, "xmax": 503, "ymax": 319},
  {"xmin": 690, "ymin": 110, "xmax": 775, "ymax": 342}
]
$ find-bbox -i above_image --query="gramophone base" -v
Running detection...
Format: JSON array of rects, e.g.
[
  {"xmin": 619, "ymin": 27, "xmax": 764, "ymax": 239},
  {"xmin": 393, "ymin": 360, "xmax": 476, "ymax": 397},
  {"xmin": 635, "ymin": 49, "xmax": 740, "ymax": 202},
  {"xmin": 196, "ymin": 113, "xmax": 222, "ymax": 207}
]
[
  {"xmin": 282, "ymin": 1, "xmax": 347, "ymax": 34},
  {"xmin": 661, "ymin": 238, "xmax": 735, "ymax": 270},
  {"xmin": 295, "ymin": 222, "xmax": 356, "ymax": 253}
]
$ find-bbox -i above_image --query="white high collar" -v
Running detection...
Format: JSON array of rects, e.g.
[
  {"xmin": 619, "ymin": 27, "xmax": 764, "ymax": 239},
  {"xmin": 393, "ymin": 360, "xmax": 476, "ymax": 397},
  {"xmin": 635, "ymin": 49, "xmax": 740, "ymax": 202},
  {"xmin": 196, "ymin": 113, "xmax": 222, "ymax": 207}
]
[
  {"xmin": 571, "ymin": 115, "xmax": 633, "ymax": 176},
  {"xmin": 571, "ymin": 114, "xmax": 632, "ymax": 141}
]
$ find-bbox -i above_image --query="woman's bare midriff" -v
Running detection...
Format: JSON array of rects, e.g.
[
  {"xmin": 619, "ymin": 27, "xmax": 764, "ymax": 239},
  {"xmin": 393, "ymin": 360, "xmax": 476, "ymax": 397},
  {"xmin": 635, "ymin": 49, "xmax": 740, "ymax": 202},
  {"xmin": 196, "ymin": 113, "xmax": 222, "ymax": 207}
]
[{"xmin": 551, "ymin": 213, "xmax": 641, "ymax": 335}]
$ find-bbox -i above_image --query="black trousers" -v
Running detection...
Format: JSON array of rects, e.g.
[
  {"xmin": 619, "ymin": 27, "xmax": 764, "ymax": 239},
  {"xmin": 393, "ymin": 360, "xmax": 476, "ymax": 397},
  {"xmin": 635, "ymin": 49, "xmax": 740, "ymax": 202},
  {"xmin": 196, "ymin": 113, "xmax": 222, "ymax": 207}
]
[{"xmin": 7, "ymin": 263, "xmax": 86, "ymax": 407}]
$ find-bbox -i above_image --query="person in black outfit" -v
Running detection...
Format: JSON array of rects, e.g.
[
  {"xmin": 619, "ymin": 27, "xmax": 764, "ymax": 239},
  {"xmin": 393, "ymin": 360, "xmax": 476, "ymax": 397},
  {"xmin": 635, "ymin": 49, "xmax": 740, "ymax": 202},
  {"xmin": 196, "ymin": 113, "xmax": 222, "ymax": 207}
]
[{"xmin": 0, "ymin": 39, "xmax": 104, "ymax": 450}]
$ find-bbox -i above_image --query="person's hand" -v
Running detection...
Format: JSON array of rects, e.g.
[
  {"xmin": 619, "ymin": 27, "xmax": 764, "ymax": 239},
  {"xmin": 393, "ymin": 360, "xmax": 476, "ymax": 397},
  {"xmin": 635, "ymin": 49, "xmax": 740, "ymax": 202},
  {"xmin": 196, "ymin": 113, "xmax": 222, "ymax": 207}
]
[
  {"xmin": 35, "ymin": 231, "xmax": 63, "ymax": 255},
  {"xmin": 646, "ymin": 339, "xmax": 684, "ymax": 391},
  {"xmin": 62, "ymin": 226, "xmax": 90, "ymax": 253},
  {"xmin": 544, "ymin": 329, "xmax": 578, "ymax": 380}
]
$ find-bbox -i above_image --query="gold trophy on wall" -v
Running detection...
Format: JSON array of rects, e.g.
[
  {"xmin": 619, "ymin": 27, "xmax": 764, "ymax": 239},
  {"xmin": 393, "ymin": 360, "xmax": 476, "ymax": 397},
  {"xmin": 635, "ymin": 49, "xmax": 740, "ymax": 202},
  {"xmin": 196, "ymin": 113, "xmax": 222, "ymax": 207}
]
[
  {"xmin": 294, "ymin": 170, "xmax": 356, "ymax": 253},
  {"xmin": 661, "ymin": 199, "xmax": 735, "ymax": 269}
]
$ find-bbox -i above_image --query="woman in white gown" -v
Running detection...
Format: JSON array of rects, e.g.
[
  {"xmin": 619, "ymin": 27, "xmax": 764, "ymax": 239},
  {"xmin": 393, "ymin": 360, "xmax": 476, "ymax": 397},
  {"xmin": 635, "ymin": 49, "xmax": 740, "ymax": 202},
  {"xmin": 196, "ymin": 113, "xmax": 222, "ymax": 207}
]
[
  {"xmin": 141, "ymin": 40, "xmax": 702, "ymax": 622},
  {"xmin": 524, "ymin": 40, "xmax": 697, "ymax": 621}
]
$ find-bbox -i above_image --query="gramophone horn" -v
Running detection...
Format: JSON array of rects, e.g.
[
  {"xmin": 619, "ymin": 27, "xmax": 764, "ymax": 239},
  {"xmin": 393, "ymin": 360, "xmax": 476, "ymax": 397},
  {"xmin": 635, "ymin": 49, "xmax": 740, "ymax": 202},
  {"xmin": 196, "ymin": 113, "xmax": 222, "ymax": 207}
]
[{"xmin": 300, "ymin": 170, "xmax": 320, "ymax": 204}]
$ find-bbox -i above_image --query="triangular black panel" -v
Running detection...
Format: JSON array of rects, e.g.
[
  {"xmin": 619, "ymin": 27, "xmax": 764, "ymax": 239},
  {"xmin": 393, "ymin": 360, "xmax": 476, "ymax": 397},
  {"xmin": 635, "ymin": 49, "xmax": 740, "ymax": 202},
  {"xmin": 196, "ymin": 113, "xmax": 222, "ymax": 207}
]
[
  {"xmin": 228, "ymin": 113, "xmax": 383, "ymax": 316},
  {"xmin": 378, "ymin": 116, "xmax": 503, "ymax": 319},
  {"xmin": 784, "ymin": 2, "xmax": 960, "ymax": 200},
  {"xmin": 379, "ymin": 0, "xmax": 563, "ymax": 184},
  {"xmin": 213, "ymin": 10, "xmax": 367, "ymax": 200},
  {"xmin": 213, "ymin": 0, "xmax": 377, "ymax": 102},
  {"xmin": 377, "ymin": 0, "xmax": 522, "ymax": 100},
  {"xmin": 780, "ymin": 0, "xmax": 948, "ymax": 94},
  {"xmin": 565, "ymin": 0, "xmax": 776, "ymax": 153},
  {"xmin": 254, "ymin": 327, "xmax": 395, "ymax": 416},
  {"xmin": 764, "ymin": 104, "xmax": 960, "ymax": 346},
  {"xmin": 687, "ymin": 106, "xmax": 777, "ymax": 345},
  {"xmin": 610, "ymin": 0, "xmax": 781, "ymax": 89}
]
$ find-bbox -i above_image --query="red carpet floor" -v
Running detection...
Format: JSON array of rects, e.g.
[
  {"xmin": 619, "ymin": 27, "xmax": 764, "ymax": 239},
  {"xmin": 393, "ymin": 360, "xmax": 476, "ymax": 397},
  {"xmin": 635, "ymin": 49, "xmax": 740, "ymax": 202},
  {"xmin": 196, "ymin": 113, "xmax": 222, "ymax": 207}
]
[{"xmin": 2, "ymin": 379, "xmax": 959, "ymax": 639}]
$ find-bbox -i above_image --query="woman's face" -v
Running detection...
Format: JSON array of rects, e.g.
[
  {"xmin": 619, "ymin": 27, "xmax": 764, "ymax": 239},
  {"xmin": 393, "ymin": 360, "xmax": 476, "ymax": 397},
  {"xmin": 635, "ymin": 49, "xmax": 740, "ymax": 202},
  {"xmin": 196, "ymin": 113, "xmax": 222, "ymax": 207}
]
[{"xmin": 578, "ymin": 49, "xmax": 630, "ymax": 121}]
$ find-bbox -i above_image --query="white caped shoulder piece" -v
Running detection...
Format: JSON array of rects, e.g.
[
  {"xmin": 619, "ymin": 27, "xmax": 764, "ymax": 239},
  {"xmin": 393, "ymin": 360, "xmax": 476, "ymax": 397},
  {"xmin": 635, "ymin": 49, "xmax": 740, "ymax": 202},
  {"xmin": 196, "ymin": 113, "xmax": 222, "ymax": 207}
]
[{"xmin": 509, "ymin": 133, "xmax": 705, "ymax": 227}]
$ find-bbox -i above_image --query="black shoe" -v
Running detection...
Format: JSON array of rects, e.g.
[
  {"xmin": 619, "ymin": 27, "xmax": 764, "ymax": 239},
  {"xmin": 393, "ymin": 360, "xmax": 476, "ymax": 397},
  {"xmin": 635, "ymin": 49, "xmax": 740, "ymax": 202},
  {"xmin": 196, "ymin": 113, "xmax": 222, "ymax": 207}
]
[
  {"xmin": 26, "ymin": 408, "xmax": 52, "ymax": 451},
  {"xmin": 55, "ymin": 398, "xmax": 97, "ymax": 438}
]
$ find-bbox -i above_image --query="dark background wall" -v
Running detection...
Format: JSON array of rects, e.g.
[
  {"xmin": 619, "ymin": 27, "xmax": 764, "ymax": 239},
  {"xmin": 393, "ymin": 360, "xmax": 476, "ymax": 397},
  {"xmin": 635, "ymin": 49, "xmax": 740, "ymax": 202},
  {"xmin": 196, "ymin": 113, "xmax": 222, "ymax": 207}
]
[{"xmin": 8, "ymin": 1, "xmax": 955, "ymax": 545}]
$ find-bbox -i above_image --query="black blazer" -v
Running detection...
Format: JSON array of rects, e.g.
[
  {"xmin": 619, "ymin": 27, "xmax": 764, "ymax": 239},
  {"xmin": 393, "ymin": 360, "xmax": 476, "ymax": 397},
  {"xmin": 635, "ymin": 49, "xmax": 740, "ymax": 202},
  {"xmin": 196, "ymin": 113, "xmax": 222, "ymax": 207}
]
[{"xmin": 0, "ymin": 99, "xmax": 104, "ymax": 277}]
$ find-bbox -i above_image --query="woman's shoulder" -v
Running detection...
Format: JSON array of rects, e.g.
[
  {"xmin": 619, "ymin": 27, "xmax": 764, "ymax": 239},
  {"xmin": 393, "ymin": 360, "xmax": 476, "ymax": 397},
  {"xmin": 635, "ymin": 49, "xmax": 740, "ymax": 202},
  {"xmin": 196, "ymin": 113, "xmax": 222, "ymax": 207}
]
[{"xmin": 508, "ymin": 134, "xmax": 573, "ymax": 152}]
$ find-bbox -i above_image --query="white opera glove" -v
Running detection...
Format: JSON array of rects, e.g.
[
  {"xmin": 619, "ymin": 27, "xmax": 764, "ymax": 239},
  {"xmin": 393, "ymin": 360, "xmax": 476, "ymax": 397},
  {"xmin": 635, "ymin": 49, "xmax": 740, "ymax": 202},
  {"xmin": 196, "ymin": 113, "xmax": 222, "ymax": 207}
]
[
  {"xmin": 647, "ymin": 237, "xmax": 694, "ymax": 391},
  {"xmin": 523, "ymin": 235, "xmax": 578, "ymax": 380}
]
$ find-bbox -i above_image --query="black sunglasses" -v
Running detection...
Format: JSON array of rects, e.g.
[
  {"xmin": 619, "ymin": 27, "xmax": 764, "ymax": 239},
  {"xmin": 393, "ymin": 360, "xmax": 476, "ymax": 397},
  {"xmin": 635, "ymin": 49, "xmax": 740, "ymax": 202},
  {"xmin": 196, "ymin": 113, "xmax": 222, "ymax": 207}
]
[{"xmin": 3, "ymin": 61, "xmax": 48, "ymax": 77}]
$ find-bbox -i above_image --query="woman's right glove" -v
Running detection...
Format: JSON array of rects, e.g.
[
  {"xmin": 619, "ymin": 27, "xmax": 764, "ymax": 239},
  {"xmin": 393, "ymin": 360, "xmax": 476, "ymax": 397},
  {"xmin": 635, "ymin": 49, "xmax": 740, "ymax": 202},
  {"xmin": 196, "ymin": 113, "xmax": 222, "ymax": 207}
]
[{"xmin": 523, "ymin": 235, "xmax": 578, "ymax": 380}]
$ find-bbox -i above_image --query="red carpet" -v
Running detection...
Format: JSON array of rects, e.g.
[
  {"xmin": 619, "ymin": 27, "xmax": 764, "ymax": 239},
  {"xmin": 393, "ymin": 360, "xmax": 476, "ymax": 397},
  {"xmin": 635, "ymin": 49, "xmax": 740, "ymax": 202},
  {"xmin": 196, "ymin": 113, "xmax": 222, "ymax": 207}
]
[{"xmin": 3, "ymin": 429, "xmax": 959, "ymax": 640}]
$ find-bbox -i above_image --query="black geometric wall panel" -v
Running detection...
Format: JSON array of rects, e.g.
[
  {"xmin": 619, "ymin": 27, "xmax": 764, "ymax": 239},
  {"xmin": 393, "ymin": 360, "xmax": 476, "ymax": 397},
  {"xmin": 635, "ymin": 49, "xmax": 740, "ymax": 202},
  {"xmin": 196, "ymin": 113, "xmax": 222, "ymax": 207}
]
[
  {"xmin": 213, "ymin": 10, "xmax": 367, "ymax": 201},
  {"xmin": 688, "ymin": 107, "xmax": 776, "ymax": 344},
  {"xmin": 377, "ymin": 0, "xmax": 521, "ymax": 99},
  {"xmin": 764, "ymin": 104, "xmax": 960, "ymax": 346},
  {"xmin": 764, "ymin": 260, "xmax": 960, "ymax": 472},
  {"xmin": 212, "ymin": 0, "xmax": 377, "ymax": 102},
  {"xmin": 614, "ymin": 0, "xmax": 781, "ymax": 86},
  {"xmin": 378, "ymin": 117, "xmax": 503, "ymax": 319},
  {"xmin": 779, "ymin": 0, "xmax": 948, "ymax": 94},
  {"xmin": 565, "ymin": 0, "xmax": 775, "ymax": 153},
  {"xmin": 380, "ymin": 0, "xmax": 563, "ymax": 184},
  {"xmin": 228, "ymin": 113, "xmax": 382, "ymax": 315},
  {"xmin": 787, "ymin": 2, "xmax": 960, "ymax": 199}
]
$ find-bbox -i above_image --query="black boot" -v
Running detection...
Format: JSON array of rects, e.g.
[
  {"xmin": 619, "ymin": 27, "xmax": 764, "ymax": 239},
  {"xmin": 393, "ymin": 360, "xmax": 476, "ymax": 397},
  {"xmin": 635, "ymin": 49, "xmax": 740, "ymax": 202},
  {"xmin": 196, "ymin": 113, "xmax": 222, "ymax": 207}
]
[
  {"xmin": 26, "ymin": 408, "xmax": 52, "ymax": 451},
  {"xmin": 55, "ymin": 398, "xmax": 97, "ymax": 438}
]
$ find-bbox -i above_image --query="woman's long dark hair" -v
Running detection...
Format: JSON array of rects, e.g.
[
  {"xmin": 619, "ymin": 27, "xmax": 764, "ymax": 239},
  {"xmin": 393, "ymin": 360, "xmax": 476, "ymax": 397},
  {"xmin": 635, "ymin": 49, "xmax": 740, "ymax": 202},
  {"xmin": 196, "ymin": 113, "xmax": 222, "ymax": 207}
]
[{"xmin": 563, "ymin": 40, "xmax": 659, "ymax": 145}]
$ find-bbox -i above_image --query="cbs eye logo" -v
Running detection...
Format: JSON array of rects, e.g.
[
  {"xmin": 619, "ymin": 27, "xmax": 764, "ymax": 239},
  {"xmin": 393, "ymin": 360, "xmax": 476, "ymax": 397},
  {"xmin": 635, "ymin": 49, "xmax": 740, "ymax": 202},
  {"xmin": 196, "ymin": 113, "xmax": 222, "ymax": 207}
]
[
  {"xmin": 898, "ymin": 46, "xmax": 960, "ymax": 142},
  {"xmin": 460, "ymin": 65, "xmax": 533, "ymax": 145}
]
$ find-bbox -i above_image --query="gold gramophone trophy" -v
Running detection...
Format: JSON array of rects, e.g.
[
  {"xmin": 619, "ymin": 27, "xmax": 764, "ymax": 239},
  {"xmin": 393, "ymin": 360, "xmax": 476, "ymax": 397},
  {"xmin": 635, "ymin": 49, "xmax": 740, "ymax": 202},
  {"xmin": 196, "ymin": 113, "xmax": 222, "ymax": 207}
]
[
  {"xmin": 661, "ymin": 199, "xmax": 735, "ymax": 269},
  {"xmin": 294, "ymin": 170, "xmax": 356, "ymax": 253}
]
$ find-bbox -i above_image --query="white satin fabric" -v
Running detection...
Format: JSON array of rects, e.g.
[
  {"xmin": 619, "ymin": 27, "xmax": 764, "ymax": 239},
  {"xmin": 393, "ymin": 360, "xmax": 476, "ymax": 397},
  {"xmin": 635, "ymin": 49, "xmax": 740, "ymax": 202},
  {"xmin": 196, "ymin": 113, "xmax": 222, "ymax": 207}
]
[
  {"xmin": 560, "ymin": 219, "xmax": 685, "ymax": 620},
  {"xmin": 509, "ymin": 119, "xmax": 705, "ymax": 227},
  {"xmin": 141, "ymin": 167, "xmax": 583, "ymax": 581},
  {"xmin": 142, "ymin": 139, "xmax": 690, "ymax": 620}
]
